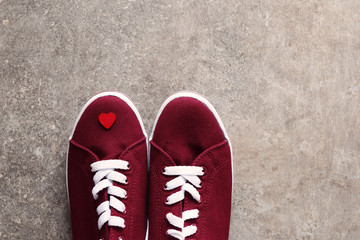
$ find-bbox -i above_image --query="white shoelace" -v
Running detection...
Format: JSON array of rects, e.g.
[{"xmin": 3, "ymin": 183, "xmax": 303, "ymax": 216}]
[
  {"xmin": 163, "ymin": 166, "xmax": 204, "ymax": 240},
  {"xmin": 90, "ymin": 159, "xmax": 129, "ymax": 230}
]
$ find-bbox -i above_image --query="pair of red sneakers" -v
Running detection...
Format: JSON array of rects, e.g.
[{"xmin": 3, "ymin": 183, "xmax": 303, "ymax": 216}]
[{"xmin": 67, "ymin": 91, "xmax": 233, "ymax": 240}]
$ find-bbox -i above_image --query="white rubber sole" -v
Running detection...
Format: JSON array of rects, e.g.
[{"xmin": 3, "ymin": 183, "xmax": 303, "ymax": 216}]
[{"xmin": 149, "ymin": 91, "xmax": 234, "ymax": 195}]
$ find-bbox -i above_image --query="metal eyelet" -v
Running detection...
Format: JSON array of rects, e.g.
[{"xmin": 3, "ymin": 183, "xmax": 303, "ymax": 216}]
[
  {"xmin": 201, "ymin": 166, "xmax": 207, "ymax": 175},
  {"xmin": 163, "ymin": 183, "xmax": 168, "ymax": 191},
  {"xmin": 123, "ymin": 192, "xmax": 128, "ymax": 199}
]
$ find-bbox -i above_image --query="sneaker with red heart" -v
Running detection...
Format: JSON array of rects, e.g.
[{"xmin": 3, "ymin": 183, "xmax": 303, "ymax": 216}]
[
  {"xmin": 148, "ymin": 92, "xmax": 233, "ymax": 240},
  {"xmin": 67, "ymin": 92, "xmax": 148, "ymax": 240}
]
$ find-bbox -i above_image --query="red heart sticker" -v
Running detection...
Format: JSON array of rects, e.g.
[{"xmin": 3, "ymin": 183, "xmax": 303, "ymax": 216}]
[{"xmin": 98, "ymin": 112, "xmax": 116, "ymax": 129}]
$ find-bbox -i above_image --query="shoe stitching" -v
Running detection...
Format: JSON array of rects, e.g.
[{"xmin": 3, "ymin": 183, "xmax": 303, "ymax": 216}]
[
  {"xmin": 68, "ymin": 141, "xmax": 97, "ymax": 179},
  {"xmin": 118, "ymin": 136, "xmax": 147, "ymax": 160},
  {"xmin": 192, "ymin": 140, "xmax": 229, "ymax": 166},
  {"xmin": 110, "ymin": 139, "xmax": 147, "ymax": 239},
  {"xmin": 68, "ymin": 161, "xmax": 95, "ymax": 197},
  {"xmin": 151, "ymin": 140, "xmax": 231, "ymax": 239},
  {"xmin": 201, "ymin": 158, "xmax": 232, "ymax": 239},
  {"xmin": 70, "ymin": 137, "xmax": 147, "ymax": 240}
]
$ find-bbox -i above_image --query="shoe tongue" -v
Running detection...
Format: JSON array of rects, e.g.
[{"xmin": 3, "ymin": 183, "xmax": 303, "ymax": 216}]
[
  {"xmin": 173, "ymin": 156, "xmax": 193, "ymax": 166},
  {"xmin": 165, "ymin": 146, "xmax": 198, "ymax": 166},
  {"xmin": 161, "ymin": 139, "xmax": 213, "ymax": 166},
  {"xmin": 170, "ymin": 146, "xmax": 207, "ymax": 166},
  {"xmin": 151, "ymin": 141, "xmax": 201, "ymax": 166},
  {"xmin": 100, "ymin": 153, "xmax": 122, "ymax": 161}
]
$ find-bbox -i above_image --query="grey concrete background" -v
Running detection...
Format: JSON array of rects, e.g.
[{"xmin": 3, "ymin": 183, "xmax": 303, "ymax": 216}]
[{"xmin": 1, "ymin": 0, "xmax": 359, "ymax": 239}]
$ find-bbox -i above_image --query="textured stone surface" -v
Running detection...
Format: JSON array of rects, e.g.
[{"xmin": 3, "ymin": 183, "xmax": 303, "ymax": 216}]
[{"xmin": 1, "ymin": 0, "xmax": 360, "ymax": 239}]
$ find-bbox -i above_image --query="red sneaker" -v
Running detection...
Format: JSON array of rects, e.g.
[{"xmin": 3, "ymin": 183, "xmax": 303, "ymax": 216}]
[
  {"xmin": 149, "ymin": 92, "xmax": 233, "ymax": 240},
  {"xmin": 67, "ymin": 92, "xmax": 148, "ymax": 240}
]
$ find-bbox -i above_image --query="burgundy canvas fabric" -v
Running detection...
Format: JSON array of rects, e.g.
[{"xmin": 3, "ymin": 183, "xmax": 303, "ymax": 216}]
[
  {"xmin": 67, "ymin": 92, "xmax": 147, "ymax": 240},
  {"xmin": 149, "ymin": 93, "xmax": 233, "ymax": 240}
]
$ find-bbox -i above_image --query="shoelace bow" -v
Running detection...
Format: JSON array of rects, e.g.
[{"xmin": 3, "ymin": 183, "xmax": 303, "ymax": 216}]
[
  {"xmin": 91, "ymin": 159, "xmax": 129, "ymax": 230},
  {"xmin": 163, "ymin": 166, "xmax": 204, "ymax": 240}
]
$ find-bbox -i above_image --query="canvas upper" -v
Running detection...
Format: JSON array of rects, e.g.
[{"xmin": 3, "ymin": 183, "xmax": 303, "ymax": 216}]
[
  {"xmin": 67, "ymin": 92, "xmax": 148, "ymax": 240},
  {"xmin": 149, "ymin": 92, "xmax": 232, "ymax": 240}
]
